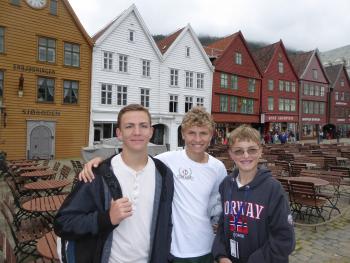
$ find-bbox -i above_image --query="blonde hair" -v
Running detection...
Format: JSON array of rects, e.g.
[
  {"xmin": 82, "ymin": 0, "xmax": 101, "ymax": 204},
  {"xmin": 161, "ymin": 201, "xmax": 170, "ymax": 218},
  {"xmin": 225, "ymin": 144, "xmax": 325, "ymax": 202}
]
[
  {"xmin": 228, "ymin": 125, "xmax": 261, "ymax": 146},
  {"xmin": 181, "ymin": 106, "xmax": 215, "ymax": 131}
]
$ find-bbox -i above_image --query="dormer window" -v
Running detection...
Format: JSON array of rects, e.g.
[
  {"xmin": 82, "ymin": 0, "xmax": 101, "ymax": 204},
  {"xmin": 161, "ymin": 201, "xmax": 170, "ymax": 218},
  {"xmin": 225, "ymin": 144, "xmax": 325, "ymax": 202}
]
[
  {"xmin": 129, "ymin": 30, "xmax": 135, "ymax": 42},
  {"xmin": 186, "ymin": 47, "xmax": 190, "ymax": 57},
  {"xmin": 312, "ymin": 69, "xmax": 318, "ymax": 80}
]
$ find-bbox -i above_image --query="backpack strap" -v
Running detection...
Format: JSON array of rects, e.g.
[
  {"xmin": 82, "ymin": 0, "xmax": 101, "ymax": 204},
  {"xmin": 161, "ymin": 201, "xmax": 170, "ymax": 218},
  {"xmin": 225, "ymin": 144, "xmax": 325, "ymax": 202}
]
[{"xmin": 96, "ymin": 157, "xmax": 122, "ymax": 200}]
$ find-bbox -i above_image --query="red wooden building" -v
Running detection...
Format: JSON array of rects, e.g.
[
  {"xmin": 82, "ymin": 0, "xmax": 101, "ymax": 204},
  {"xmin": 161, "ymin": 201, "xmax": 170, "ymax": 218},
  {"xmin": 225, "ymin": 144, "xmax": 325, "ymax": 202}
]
[
  {"xmin": 204, "ymin": 31, "xmax": 262, "ymax": 141},
  {"xmin": 325, "ymin": 64, "xmax": 350, "ymax": 137},
  {"xmin": 252, "ymin": 40, "xmax": 299, "ymax": 136},
  {"xmin": 289, "ymin": 50, "xmax": 330, "ymax": 139}
]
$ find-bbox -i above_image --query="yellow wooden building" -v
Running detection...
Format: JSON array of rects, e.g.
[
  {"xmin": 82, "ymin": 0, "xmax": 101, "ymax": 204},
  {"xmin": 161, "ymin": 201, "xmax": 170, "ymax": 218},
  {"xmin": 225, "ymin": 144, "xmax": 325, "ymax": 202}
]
[{"xmin": 0, "ymin": 0, "xmax": 93, "ymax": 159}]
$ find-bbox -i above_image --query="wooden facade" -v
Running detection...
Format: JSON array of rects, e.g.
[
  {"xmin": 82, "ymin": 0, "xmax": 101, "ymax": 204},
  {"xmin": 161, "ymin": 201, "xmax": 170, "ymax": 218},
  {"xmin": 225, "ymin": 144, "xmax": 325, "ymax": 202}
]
[
  {"xmin": 253, "ymin": 40, "xmax": 299, "ymax": 135},
  {"xmin": 204, "ymin": 31, "xmax": 262, "ymax": 137},
  {"xmin": 0, "ymin": 0, "xmax": 93, "ymax": 159}
]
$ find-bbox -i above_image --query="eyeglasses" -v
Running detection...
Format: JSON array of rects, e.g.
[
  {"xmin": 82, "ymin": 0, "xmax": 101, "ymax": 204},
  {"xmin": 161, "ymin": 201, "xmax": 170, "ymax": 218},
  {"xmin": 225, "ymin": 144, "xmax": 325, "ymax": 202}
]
[{"xmin": 230, "ymin": 147, "xmax": 260, "ymax": 157}]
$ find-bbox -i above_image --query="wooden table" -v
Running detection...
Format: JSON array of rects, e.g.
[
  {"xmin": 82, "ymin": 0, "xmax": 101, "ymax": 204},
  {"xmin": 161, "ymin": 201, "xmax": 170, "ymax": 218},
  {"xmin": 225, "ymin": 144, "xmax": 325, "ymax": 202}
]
[
  {"xmin": 285, "ymin": 176, "xmax": 329, "ymax": 187},
  {"xmin": 18, "ymin": 165, "xmax": 50, "ymax": 173},
  {"xmin": 9, "ymin": 161, "xmax": 39, "ymax": 168},
  {"xmin": 24, "ymin": 179, "xmax": 71, "ymax": 195},
  {"xmin": 36, "ymin": 231, "xmax": 59, "ymax": 261},
  {"xmin": 336, "ymin": 157, "xmax": 348, "ymax": 166},
  {"xmin": 22, "ymin": 194, "xmax": 67, "ymax": 213},
  {"xmin": 20, "ymin": 169, "xmax": 56, "ymax": 180}
]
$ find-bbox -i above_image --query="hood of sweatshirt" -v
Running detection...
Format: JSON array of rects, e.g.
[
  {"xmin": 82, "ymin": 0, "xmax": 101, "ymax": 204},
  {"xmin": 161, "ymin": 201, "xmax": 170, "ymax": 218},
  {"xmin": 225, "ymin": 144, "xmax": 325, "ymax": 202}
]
[{"xmin": 231, "ymin": 167, "xmax": 272, "ymax": 190}]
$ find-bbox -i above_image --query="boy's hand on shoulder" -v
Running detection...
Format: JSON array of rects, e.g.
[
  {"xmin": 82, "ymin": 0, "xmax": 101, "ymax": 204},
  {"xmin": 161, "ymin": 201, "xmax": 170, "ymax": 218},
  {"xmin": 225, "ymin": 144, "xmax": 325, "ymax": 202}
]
[
  {"xmin": 109, "ymin": 197, "xmax": 133, "ymax": 225},
  {"xmin": 79, "ymin": 157, "xmax": 104, "ymax": 183}
]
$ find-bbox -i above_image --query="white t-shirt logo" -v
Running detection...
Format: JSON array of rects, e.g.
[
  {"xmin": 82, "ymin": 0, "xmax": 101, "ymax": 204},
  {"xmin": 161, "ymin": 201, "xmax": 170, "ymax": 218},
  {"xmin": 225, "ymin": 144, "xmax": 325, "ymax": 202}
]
[{"xmin": 177, "ymin": 167, "xmax": 193, "ymax": 180}]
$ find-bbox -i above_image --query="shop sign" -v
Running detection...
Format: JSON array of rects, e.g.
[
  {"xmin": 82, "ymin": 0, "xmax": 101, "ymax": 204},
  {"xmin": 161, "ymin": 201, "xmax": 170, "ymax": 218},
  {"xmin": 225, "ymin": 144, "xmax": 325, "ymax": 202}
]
[
  {"xmin": 22, "ymin": 109, "xmax": 60, "ymax": 116},
  {"xmin": 13, "ymin": 64, "xmax": 55, "ymax": 75},
  {"xmin": 266, "ymin": 115, "xmax": 296, "ymax": 122},
  {"xmin": 301, "ymin": 117, "xmax": 320, "ymax": 122}
]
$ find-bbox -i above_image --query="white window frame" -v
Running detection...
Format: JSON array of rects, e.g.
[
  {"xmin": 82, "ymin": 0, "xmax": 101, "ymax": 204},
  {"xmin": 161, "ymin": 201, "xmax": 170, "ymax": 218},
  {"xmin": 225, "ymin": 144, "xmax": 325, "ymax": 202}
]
[
  {"xmin": 186, "ymin": 46, "xmax": 190, "ymax": 57},
  {"xmin": 279, "ymin": 80, "xmax": 284, "ymax": 91},
  {"xmin": 291, "ymin": 82, "xmax": 296, "ymax": 92},
  {"xmin": 185, "ymin": 96, "xmax": 193, "ymax": 112},
  {"xmin": 278, "ymin": 61, "xmax": 284, "ymax": 73},
  {"xmin": 196, "ymin": 97, "xmax": 204, "ymax": 106},
  {"xmin": 129, "ymin": 30, "xmax": 135, "ymax": 42},
  {"xmin": 103, "ymin": 51, "xmax": 113, "ymax": 70},
  {"xmin": 235, "ymin": 52, "xmax": 242, "ymax": 65},
  {"xmin": 101, "ymin": 83, "xmax": 112, "ymax": 105},
  {"xmin": 231, "ymin": 75, "xmax": 238, "ymax": 90},
  {"xmin": 290, "ymin": 99, "xmax": 296, "ymax": 112},
  {"xmin": 169, "ymin": 95, "xmax": 178, "ymax": 113},
  {"xmin": 117, "ymin": 85, "xmax": 127, "ymax": 106},
  {"xmin": 279, "ymin": 98, "xmax": 284, "ymax": 111},
  {"xmin": 221, "ymin": 73, "xmax": 228, "ymax": 88},
  {"xmin": 268, "ymin": 79, "xmax": 274, "ymax": 91},
  {"xmin": 196, "ymin": 73, "xmax": 204, "ymax": 89},
  {"xmin": 248, "ymin": 79, "xmax": 255, "ymax": 92},
  {"xmin": 118, "ymin": 54, "xmax": 128, "ymax": 73},
  {"xmin": 140, "ymin": 88, "xmax": 150, "ymax": 108},
  {"xmin": 170, "ymin": 69, "xmax": 179, "ymax": 86},
  {"xmin": 312, "ymin": 69, "xmax": 318, "ymax": 80},
  {"xmin": 142, "ymin": 60, "xmax": 150, "ymax": 77},
  {"xmin": 285, "ymin": 81, "xmax": 290, "ymax": 92},
  {"xmin": 185, "ymin": 71, "xmax": 194, "ymax": 88},
  {"xmin": 220, "ymin": 95, "xmax": 228, "ymax": 112},
  {"xmin": 320, "ymin": 86, "xmax": 325, "ymax": 96},
  {"xmin": 268, "ymin": 97, "xmax": 274, "ymax": 111}
]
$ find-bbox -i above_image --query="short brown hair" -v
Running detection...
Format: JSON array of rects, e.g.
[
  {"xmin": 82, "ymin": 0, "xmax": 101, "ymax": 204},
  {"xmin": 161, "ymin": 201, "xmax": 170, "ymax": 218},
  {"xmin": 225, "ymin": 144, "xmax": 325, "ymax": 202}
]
[
  {"xmin": 117, "ymin": 104, "xmax": 151, "ymax": 128},
  {"xmin": 228, "ymin": 125, "xmax": 261, "ymax": 146},
  {"xmin": 181, "ymin": 106, "xmax": 215, "ymax": 131}
]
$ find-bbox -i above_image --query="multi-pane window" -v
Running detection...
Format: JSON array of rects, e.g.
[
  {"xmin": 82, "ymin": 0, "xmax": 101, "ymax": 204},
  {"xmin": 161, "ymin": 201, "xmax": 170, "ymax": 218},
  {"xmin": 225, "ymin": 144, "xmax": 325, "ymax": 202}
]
[
  {"xmin": 284, "ymin": 99, "xmax": 290, "ymax": 111},
  {"xmin": 241, "ymin": 99, "xmax": 254, "ymax": 114},
  {"xmin": 314, "ymin": 102, "xmax": 319, "ymax": 114},
  {"xmin": 0, "ymin": 71, "xmax": 3, "ymax": 104},
  {"xmin": 278, "ymin": 61, "xmax": 284, "ymax": 73},
  {"xmin": 315, "ymin": 85, "xmax": 320, "ymax": 96},
  {"xmin": 341, "ymin": 92, "xmax": 345, "ymax": 101},
  {"xmin": 309, "ymin": 85, "xmax": 314, "ymax": 96},
  {"xmin": 285, "ymin": 81, "xmax": 290, "ymax": 92},
  {"xmin": 170, "ymin": 69, "xmax": 178, "ymax": 86},
  {"xmin": 63, "ymin": 80, "xmax": 79, "ymax": 104},
  {"xmin": 197, "ymin": 73, "xmax": 204, "ymax": 89},
  {"xmin": 290, "ymin": 100, "xmax": 296, "ymax": 112},
  {"xmin": 220, "ymin": 95, "xmax": 228, "ymax": 112},
  {"xmin": 340, "ymin": 79, "xmax": 345, "ymax": 87},
  {"xmin": 320, "ymin": 86, "xmax": 325, "ymax": 96},
  {"xmin": 185, "ymin": 71, "xmax": 193, "ymax": 88},
  {"xmin": 10, "ymin": 0, "xmax": 20, "ymax": 5},
  {"xmin": 303, "ymin": 83, "xmax": 309, "ymax": 95},
  {"xmin": 101, "ymin": 84, "xmax": 112, "ymax": 105},
  {"xmin": 308, "ymin": 101, "xmax": 314, "ymax": 114},
  {"xmin": 50, "ymin": 0, "xmax": 58, "ymax": 15},
  {"xmin": 117, "ymin": 85, "xmax": 127, "ymax": 106},
  {"xmin": 37, "ymin": 77, "xmax": 55, "ymax": 102},
  {"xmin": 279, "ymin": 99, "xmax": 284, "ymax": 111},
  {"xmin": 140, "ymin": 88, "xmax": 150, "ymax": 108},
  {"xmin": 0, "ymin": 27, "xmax": 4, "ymax": 53},
  {"xmin": 169, "ymin": 95, "xmax": 178, "ymax": 112},
  {"xmin": 312, "ymin": 69, "xmax": 318, "ymax": 80},
  {"xmin": 248, "ymin": 79, "xmax": 255, "ymax": 92},
  {"xmin": 303, "ymin": 101, "xmax": 308, "ymax": 114},
  {"xmin": 186, "ymin": 47, "xmax": 190, "ymax": 57},
  {"xmin": 279, "ymin": 80, "xmax": 284, "ymax": 91},
  {"xmin": 268, "ymin": 97, "xmax": 274, "ymax": 111},
  {"xmin": 185, "ymin": 96, "xmax": 193, "ymax": 112},
  {"xmin": 129, "ymin": 30, "xmax": 134, "ymax": 42},
  {"xmin": 119, "ymin": 55, "xmax": 128, "ymax": 72},
  {"xmin": 291, "ymin": 82, "xmax": 296, "ymax": 92},
  {"xmin": 230, "ymin": 96, "xmax": 238, "ymax": 112},
  {"xmin": 268, "ymin": 79, "xmax": 274, "ymax": 91},
  {"xmin": 38, "ymin": 37, "xmax": 56, "ymax": 63},
  {"xmin": 320, "ymin": 102, "xmax": 325, "ymax": 114},
  {"xmin": 142, "ymin": 60, "xmax": 150, "ymax": 77},
  {"xmin": 235, "ymin": 52, "xmax": 242, "ymax": 65},
  {"xmin": 103, "ymin": 52, "xmax": 113, "ymax": 70},
  {"xmin": 231, "ymin": 75, "xmax": 238, "ymax": 90},
  {"xmin": 64, "ymin": 42, "xmax": 80, "ymax": 67},
  {"xmin": 335, "ymin": 92, "xmax": 339, "ymax": 100},
  {"xmin": 196, "ymin": 97, "xmax": 204, "ymax": 106},
  {"xmin": 220, "ymin": 73, "xmax": 228, "ymax": 88}
]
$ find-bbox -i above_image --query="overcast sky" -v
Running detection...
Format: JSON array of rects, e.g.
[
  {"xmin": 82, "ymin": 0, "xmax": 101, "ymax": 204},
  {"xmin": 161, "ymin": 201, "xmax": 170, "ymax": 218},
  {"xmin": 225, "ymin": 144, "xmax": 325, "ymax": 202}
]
[{"xmin": 69, "ymin": 0, "xmax": 350, "ymax": 52}]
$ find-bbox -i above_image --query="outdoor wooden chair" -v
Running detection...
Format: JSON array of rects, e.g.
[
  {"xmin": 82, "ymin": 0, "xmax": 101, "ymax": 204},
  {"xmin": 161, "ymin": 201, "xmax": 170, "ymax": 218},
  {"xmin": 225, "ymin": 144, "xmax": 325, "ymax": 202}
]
[
  {"xmin": 289, "ymin": 180, "xmax": 328, "ymax": 222},
  {"xmin": 57, "ymin": 165, "xmax": 71, "ymax": 180},
  {"xmin": 290, "ymin": 162, "xmax": 307, "ymax": 177},
  {"xmin": 274, "ymin": 160, "xmax": 290, "ymax": 176}
]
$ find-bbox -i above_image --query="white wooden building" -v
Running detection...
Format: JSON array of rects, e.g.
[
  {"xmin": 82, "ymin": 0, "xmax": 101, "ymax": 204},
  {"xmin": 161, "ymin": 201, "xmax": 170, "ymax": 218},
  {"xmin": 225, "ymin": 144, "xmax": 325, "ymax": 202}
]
[{"xmin": 90, "ymin": 5, "xmax": 214, "ymax": 150}]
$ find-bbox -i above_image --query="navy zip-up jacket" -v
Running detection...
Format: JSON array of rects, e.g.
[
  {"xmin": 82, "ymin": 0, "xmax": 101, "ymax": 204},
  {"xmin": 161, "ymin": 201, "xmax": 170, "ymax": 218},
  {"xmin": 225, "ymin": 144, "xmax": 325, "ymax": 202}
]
[
  {"xmin": 212, "ymin": 168, "xmax": 295, "ymax": 263},
  {"xmin": 54, "ymin": 155, "xmax": 174, "ymax": 263}
]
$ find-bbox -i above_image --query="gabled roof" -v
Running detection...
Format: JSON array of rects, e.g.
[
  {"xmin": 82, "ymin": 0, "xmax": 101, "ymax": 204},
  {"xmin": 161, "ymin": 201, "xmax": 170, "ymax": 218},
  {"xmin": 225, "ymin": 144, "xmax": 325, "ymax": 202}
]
[
  {"xmin": 92, "ymin": 4, "xmax": 162, "ymax": 59},
  {"xmin": 325, "ymin": 64, "xmax": 350, "ymax": 89},
  {"xmin": 204, "ymin": 31, "xmax": 262, "ymax": 77},
  {"xmin": 289, "ymin": 51, "xmax": 314, "ymax": 77},
  {"xmin": 156, "ymin": 28, "xmax": 184, "ymax": 54},
  {"xmin": 289, "ymin": 50, "xmax": 330, "ymax": 83},
  {"xmin": 252, "ymin": 42, "xmax": 277, "ymax": 73},
  {"xmin": 156, "ymin": 24, "xmax": 214, "ymax": 71},
  {"xmin": 62, "ymin": 0, "xmax": 93, "ymax": 46}
]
